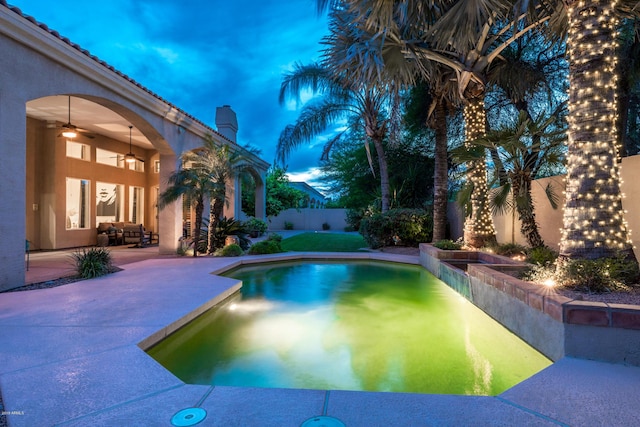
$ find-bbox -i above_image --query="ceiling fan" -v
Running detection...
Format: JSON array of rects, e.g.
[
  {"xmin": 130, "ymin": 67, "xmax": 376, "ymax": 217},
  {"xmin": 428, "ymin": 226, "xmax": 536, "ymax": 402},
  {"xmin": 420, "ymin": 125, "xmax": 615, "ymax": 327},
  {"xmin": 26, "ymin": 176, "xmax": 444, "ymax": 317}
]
[
  {"xmin": 58, "ymin": 96, "xmax": 94, "ymax": 139},
  {"xmin": 123, "ymin": 125, "xmax": 144, "ymax": 163}
]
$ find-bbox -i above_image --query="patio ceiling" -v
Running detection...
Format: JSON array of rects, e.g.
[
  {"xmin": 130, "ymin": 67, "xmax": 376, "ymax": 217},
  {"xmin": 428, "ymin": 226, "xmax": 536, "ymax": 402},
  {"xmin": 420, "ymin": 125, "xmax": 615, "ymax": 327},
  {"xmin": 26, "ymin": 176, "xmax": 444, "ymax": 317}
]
[{"xmin": 26, "ymin": 95, "xmax": 153, "ymax": 149}]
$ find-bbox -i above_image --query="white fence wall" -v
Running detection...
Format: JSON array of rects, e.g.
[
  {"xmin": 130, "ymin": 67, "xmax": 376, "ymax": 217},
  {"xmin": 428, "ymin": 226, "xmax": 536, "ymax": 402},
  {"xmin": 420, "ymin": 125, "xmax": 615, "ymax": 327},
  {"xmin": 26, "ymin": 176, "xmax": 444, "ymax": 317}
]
[
  {"xmin": 449, "ymin": 155, "xmax": 640, "ymax": 251},
  {"xmin": 268, "ymin": 208, "xmax": 349, "ymax": 231}
]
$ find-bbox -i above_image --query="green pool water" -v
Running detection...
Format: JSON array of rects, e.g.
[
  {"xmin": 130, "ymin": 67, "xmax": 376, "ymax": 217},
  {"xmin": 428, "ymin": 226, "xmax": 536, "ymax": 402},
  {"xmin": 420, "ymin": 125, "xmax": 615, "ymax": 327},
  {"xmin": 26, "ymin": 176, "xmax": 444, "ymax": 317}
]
[{"xmin": 148, "ymin": 261, "xmax": 551, "ymax": 395}]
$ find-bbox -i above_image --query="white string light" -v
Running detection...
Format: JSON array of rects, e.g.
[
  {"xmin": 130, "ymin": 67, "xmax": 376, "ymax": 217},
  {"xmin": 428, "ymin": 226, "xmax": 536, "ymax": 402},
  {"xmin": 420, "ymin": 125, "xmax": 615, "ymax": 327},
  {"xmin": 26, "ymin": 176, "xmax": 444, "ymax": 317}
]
[
  {"xmin": 463, "ymin": 97, "xmax": 496, "ymax": 247},
  {"xmin": 560, "ymin": 0, "xmax": 633, "ymax": 257}
]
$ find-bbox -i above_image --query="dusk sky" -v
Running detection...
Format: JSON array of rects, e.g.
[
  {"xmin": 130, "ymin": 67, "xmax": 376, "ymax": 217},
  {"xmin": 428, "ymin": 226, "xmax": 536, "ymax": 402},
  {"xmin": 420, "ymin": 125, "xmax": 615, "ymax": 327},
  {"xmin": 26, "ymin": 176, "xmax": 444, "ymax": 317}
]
[{"xmin": 10, "ymin": 0, "xmax": 333, "ymax": 184}]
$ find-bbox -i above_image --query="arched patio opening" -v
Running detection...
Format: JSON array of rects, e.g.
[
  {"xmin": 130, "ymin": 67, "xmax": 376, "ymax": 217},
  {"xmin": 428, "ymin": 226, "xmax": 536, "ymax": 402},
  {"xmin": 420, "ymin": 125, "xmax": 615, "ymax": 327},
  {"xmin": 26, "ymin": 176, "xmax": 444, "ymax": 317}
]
[{"xmin": 25, "ymin": 95, "xmax": 171, "ymax": 251}]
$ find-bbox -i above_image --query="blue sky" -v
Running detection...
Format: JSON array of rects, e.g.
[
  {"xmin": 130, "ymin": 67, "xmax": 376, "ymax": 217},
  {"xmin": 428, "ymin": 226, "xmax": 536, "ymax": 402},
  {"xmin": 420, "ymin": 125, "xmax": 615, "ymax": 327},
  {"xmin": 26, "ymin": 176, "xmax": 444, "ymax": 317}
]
[{"xmin": 10, "ymin": 0, "xmax": 331, "ymax": 183}]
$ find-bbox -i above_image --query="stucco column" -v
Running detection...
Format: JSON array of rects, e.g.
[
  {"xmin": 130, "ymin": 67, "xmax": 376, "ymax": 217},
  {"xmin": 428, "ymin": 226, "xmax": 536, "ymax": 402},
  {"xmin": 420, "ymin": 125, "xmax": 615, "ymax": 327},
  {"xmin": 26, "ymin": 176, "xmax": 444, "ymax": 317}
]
[
  {"xmin": 0, "ymin": 95, "xmax": 27, "ymax": 290},
  {"xmin": 224, "ymin": 176, "xmax": 241, "ymax": 220},
  {"xmin": 255, "ymin": 171, "xmax": 266, "ymax": 220},
  {"xmin": 158, "ymin": 153, "xmax": 182, "ymax": 254}
]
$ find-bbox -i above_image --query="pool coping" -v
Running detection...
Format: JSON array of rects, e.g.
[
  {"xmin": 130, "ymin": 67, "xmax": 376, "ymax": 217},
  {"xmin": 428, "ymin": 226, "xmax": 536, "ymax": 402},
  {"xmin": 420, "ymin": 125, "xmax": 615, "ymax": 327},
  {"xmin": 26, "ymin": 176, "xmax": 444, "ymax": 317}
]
[{"xmin": 2, "ymin": 251, "xmax": 640, "ymax": 426}]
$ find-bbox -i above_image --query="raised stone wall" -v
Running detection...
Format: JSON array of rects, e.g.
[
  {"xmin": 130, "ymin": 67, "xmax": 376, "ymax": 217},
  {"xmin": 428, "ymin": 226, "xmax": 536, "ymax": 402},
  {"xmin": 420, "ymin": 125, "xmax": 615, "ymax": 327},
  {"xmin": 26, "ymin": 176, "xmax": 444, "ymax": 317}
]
[{"xmin": 420, "ymin": 244, "xmax": 640, "ymax": 365}]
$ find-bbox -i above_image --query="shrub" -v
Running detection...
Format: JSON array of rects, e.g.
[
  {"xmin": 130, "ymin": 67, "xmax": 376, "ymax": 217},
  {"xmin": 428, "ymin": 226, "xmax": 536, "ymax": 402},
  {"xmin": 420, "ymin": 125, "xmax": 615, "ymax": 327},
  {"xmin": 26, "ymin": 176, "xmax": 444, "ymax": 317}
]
[
  {"xmin": 432, "ymin": 239, "xmax": 462, "ymax": 250},
  {"xmin": 322, "ymin": 222, "xmax": 331, "ymax": 230},
  {"xmin": 70, "ymin": 247, "xmax": 113, "ymax": 279},
  {"xmin": 219, "ymin": 243, "xmax": 243, "ymax": 257},
  {"xmin": 284, "ymin": 221, "xmax": 294, "ymax": 230},
  {"xmin": 247, "ymin": 234, "xmax": 284, "ymax": 255},
  {"xmin": 345, "ymin": 209, "xmax": 364, "ymax": 231},
  {"xmin": 359, "ymin": 212, "xmax": 392, "ymax": 248},
  {"xmin": 267, "ymin": 232, "xmax": 283, "ymax": 242},
  {"xmin": 557, "ymin": 255, "xmax": 640, "ymax": 293},
  {"xmin": 521, "ymin": 254, "xmax": 640, "ymax": 293},
  {"xmin": 210, "ymin": 217, "xmax": 251, "ymax": 251},
  {"xmin": 491, "ymin": 243, "xmax": 528, "ymax": 257},
  {"xmin": 359, "ymin": 208, "xmax": 432, "ymax": 249},
  {"xmin": 244, "ymin": 217, "xmax": 268, "ymax": 237},
  {"xmin": 526, "ymin": 246, "xmax": 558, "ymax": 266}
]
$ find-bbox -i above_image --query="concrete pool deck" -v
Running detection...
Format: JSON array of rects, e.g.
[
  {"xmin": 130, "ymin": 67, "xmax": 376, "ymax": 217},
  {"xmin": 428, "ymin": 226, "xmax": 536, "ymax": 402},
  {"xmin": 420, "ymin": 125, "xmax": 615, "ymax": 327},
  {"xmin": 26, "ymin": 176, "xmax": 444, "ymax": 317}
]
[{"xmin": 2, "ymin": 251, "xmax": 640, "ymax": 426}]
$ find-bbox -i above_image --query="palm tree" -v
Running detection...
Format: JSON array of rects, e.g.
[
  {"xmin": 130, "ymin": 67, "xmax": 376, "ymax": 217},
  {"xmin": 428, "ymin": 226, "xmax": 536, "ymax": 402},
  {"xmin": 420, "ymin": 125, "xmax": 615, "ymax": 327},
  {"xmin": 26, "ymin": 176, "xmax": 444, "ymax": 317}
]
[
  {"xmin": 319, "ymin": 0, "xmax": 561, "ymax": 247},
  {"xmin": 462, "ymin": 110, "xmax": 566, "ymax": 248},
  {"xmin": 558, "ymin": 0, "xmax": 638, "ymax": 261},
  {"xmin": 185, "ymin": 135, "xmax": 255, "ymax": 254},
  {"xmin": 159, "ymin": 135, "xmax": 251, "ymax": 256},
  {"xmin": 158, "ymin": 166, "xmax": 217, "ymax": 257},
  {"xmin": 278, "ymin": 61, "xmax": 394, "ymax": 212}
]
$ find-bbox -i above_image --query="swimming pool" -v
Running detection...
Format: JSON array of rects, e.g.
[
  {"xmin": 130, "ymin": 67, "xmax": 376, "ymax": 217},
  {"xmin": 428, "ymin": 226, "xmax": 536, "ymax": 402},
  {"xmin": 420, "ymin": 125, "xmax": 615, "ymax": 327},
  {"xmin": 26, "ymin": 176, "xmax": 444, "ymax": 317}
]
[{"xmin": 147, "ymin": 261, "xmax": 550, "ymax": 395}]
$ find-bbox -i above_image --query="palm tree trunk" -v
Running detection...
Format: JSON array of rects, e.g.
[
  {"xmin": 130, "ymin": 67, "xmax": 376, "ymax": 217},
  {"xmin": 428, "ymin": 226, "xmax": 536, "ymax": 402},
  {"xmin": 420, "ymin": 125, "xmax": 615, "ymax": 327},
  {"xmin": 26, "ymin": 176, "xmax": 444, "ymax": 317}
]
[
  {"xmin": 432, "ymin": 98, "xmax": 448, "ymax": 242},
  {"xmin": 560, "ymin": 0, "xmax": 636, "ymax": 261},
  {"xmin": 371, "ymin": 136, "xmax": 391, "ymax": 212},
  {"xmin": 462, "ymin": 95, "xmax": 496, "ymax": 248},
  {"xmin": 512, "ymin": 173, "xmax": 544, "ymax": 248},
  {"xmin": 193, "ymin": 198, "xmax": 204, "ymax": 257}
]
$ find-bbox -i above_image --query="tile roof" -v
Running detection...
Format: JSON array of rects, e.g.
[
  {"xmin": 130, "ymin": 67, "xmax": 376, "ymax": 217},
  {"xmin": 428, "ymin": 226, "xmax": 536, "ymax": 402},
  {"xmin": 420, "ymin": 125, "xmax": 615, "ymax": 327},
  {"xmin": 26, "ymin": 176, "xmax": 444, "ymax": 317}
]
[{"xmin": 1, "ymin": 0, "xmax": 230, "ymax": 143}]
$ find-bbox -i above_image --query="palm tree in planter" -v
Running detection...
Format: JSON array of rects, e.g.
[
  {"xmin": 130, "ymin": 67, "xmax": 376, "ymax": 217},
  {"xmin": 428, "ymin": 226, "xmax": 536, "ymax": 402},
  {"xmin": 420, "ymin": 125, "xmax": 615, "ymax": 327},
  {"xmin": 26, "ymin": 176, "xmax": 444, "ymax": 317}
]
[
  {"xmin": 159, "ymin": 135, "xmax": 251, "ymax": 256},
  {"xmin": 185, "ymin": 135, "xmax": 254, "ymax": 254},
  {"xmin": 558, "ymin": 0, "xmax": 639, "ymax": 261},
  {"xmin": 158, "ymin": 163, "xmax": 219, "ymax": 257},
  {"xmin": 460, "ymin": 110, "xmax": 566, "ymax": 248}
]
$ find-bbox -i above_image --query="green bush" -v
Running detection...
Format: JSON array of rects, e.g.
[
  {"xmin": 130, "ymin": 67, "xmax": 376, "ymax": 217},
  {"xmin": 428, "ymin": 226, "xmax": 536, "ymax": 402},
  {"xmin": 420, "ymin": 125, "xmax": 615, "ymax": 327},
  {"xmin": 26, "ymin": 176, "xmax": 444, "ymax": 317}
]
[
  {"xmin": 219, "ymin": 243, "xmax": 243, "ymax": 257},
  {"xmin": 345, "ymin": 209, "xmax": 364, "ymax": 231},
  {"xmin": 284, "ymin": 221, "xmax": 294, "ymax": 230},
  {"xmin": 247, "ymin": 234, "xmax": 284, "ymax": 255},
  {"xmin": 267, "ymin": 232, "xmax": 283, "ymax": 242},
  {"xmin": 70, "ymin": 247, "xmax": 113, "ymax": 279},
  {"xmin": 322, "ymin": 222, "xmax": 331, "ymax": 230},
  {"xmin": 526, "ymin": 246, "xmax": 558, "ymax": 266},
  {"xmin": 557, "ymin": 255, "xmax": 640, "ymax": 293},
  {"xmin": 432, "ymin": 239, "xmax": 462, "ymax": 250},
  {"xmin": 491, "ymin": 243, "xmax": 528, "ymax": 257},
  {"xmin": 359, "ymin": 208, "xmax": 432, "ymax": 249},
  {"xmin": 244, "ymin": 217, "xmax": 268, "ymax": 236},
  {"xmin": 209, "ymin": 217, "xmax": 251, "ymax": 251}
]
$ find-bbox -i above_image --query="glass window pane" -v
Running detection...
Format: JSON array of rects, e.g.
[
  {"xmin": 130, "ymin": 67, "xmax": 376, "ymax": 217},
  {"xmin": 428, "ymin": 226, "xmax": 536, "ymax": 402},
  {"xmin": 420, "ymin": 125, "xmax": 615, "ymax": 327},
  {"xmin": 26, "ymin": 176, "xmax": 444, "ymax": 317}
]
[
  {"xmin": 66, "ymin": 141, "xmax": 90, "ymax": 160},
  {"xmin": 66, "ymin": 178, "xmax": 90, "ymax": 229},
  {"xmin": 96, "ymin": 148, "xmax": 124, "ymax": 167},
  {"xmin": 96, "ymin": 182, "xmax": 123, "ymax": 223},
  {"xmin": 129, "ymin": 186, "xmax": 144, "ymax": 224}
]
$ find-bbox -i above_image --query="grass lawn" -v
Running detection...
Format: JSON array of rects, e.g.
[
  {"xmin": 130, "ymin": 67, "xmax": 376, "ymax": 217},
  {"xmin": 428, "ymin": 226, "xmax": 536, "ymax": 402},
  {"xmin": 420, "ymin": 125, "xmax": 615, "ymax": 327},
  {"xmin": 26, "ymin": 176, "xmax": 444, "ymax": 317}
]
[{"xmin": 281, "ymin": 232, "xmax": 368, "ymax": 252}]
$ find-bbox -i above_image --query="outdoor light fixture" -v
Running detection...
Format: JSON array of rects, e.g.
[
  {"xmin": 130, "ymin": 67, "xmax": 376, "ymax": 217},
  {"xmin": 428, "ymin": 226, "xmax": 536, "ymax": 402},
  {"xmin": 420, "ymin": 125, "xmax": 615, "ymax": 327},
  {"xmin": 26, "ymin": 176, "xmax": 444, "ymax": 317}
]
[
  {"xmin": 124, "ymin": 125, "xmax": 141, "ymax": 163},
  {"xmin": 61, "ymin": 96, "xmax": 78, "ymax": 139}
]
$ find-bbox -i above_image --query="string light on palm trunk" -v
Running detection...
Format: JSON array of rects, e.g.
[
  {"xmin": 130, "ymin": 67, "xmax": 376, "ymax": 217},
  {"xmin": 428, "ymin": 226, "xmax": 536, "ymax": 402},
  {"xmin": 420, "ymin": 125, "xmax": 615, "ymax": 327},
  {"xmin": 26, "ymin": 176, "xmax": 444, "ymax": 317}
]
[
  {"xmin": 560, "ymin": 0, "xmax": 634, "ymax": 255},
  {"xmin": 463, "ymin": 98, "xmax": 495, "ymax": 241}
]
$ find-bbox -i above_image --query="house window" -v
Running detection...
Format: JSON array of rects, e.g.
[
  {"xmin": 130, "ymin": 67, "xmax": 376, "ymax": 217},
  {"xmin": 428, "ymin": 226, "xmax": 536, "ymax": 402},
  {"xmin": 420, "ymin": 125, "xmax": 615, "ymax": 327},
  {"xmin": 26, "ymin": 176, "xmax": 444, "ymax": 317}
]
[
  {"xmin": 96, "ymin": 148, "xmax": 124, "ymax": 167},
  {"xmin": 66, "ymin": 178, "xmax": 90, "ymax": 230},
  {"xmin": 96, "ymin": 182, "xmax": 123, "ymax": 223},
  {"xmin": 128, "ymin": 159, "xmax": 145, "ymax": 172},
  {"xmin": 154, "ymin": 160, "xmax": 160, "ymax": 173},
  {"xmin": 129, "ymin": 186, "xmax": 144, "ymax": 224},
  {"xmin": 66, "ymin": 141, "xmax": 90, "ymax": 161}
]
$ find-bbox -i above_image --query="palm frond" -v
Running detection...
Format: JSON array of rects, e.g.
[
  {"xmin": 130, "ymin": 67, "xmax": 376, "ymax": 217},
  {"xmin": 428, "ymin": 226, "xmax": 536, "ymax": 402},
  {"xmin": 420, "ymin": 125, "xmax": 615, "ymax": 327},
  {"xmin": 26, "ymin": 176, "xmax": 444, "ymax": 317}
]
[
  {"xmin": 490, "ymin": 183, "xmax": 513, "ymax": 216},
  {"xmin": 276, "ymin": 99, "xmax": 349, "ymax": 165}
]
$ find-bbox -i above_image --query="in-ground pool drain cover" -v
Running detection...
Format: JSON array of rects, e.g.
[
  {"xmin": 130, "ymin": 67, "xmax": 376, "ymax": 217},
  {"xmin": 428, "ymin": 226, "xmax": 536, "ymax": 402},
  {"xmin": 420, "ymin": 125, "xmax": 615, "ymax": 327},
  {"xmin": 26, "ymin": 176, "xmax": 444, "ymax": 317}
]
[
  {"xmin": 171, "ymin": 407, "xmax": 207, "ymax": 426},
  {"xmin": 301, "ymin": 415, "xmax": 345, "ymax": 427}
]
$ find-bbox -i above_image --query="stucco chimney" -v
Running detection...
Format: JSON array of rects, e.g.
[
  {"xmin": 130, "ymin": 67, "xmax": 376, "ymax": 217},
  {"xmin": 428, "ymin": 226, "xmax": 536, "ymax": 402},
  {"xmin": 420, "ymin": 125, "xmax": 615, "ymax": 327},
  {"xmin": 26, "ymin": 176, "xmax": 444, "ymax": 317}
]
[{"xmin": 215, "ymin": 105, "xmax": 238, "ymax": 143}]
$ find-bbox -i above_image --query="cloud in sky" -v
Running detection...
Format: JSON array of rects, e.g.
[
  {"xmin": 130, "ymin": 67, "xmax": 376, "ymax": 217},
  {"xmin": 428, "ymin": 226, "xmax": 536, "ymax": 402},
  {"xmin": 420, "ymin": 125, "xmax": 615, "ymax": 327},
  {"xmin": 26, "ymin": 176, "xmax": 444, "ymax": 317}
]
[{"xmin": 10, "ymin": 0, "xmax": 334, "ymax": 177}]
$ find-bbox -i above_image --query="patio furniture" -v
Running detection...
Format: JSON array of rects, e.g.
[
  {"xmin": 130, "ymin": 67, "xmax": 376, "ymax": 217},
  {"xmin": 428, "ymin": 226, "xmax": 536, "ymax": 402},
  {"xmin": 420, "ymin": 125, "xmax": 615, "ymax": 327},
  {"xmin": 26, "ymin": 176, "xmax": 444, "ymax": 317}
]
[{"xmin": 123, "ymin": 224, "xmax": 152, "ymax": 248}]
